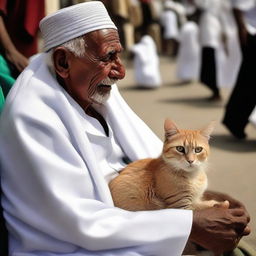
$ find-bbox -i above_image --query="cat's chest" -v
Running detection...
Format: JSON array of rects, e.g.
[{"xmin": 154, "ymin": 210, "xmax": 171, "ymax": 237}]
[{"xmin": 189, "ymin": 171, "xmax": 208, "ymax": 195}]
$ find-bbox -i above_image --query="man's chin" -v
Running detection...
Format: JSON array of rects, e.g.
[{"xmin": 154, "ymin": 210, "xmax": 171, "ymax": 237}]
[{"xmin": 91, "ymin": 92, "xmax": 110, "ymax": 105}]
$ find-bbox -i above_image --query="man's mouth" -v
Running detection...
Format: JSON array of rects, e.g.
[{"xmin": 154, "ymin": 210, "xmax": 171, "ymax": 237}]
[
  {"xmin": 90, "ymin": 83, "xmax": 113, "ymax": 105},
  {"xmin": 98, "ymin": 84, "xmax": 111, "ymax": 88},
  {"xmin": 98, "ymin": 78, "xmax": 117, "ymax": 88},
  {"xmin": 96, "ymin": 83, "xmax": 112, "ymax": 95}
]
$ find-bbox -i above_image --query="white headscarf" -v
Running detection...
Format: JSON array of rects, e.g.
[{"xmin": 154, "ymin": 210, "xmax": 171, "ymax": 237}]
[{"xmin": 40, "ymin": 1, "xmax": 117, "ymax": 51}]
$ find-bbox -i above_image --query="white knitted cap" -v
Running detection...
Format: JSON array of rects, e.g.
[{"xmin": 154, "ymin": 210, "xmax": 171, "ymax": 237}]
[{"xmin": 39, "ymin": 1, "xmax": 117, "ymax": 52}]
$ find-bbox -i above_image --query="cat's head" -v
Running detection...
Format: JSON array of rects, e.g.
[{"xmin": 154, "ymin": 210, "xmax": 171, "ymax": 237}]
[{"xmin": 162, "ymin": 119, "xmax": 215, "ymax": 174}]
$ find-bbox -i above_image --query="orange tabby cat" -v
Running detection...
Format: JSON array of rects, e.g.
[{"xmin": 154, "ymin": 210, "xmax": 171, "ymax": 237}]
[{"xmin": 109, "ymin": 119, "xmax": 224, "ymax": 211}]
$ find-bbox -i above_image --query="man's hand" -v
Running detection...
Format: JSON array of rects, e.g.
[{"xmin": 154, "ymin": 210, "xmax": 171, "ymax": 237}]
[
  {"xmin": 190, "ymin": 205, "xmax": 250, "ymax": 255},
  {"xmin": 189, "ymin": 191, "xmax": 250, "ymax": 255},
  {"xmin": 0, "ymin": 16, "xmax": 29, "ymax": 73},
  {"xmin": 5, "ymin": 48, "xmax": 29, "ymax": 73},
  {"xmin": 203, "ymin": 190, "xmax": 250, "ymax": 223}
]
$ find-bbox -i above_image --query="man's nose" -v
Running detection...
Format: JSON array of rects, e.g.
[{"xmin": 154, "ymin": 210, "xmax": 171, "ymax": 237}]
[{"xmin": 109, "ymin": 58, "xmax": 126, "ymax": 80}]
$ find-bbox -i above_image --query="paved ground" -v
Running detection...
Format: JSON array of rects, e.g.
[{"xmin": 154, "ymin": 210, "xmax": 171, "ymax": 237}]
[{"xmin": 118, "ymin": 56, "xmax": 256, "ymax": 250}]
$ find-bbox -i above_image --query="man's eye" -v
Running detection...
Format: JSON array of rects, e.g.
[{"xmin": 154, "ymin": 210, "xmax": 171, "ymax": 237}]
[
  {"xmin": 176, "ymin": 146, "xmax": 185, "ymax": 153},
  {"xmin": 101, "ymin": 51, "xmax": 115, "ymax": 62},
  {"xmin": 195, "ymin": 147, "xmax": 203, "ymax": 153},
  {"xmin": 101, "ymin": 55, "xmax": 111, "ymax": 62}
]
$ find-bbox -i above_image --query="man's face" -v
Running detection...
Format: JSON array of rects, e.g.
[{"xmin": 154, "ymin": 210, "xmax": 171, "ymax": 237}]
[{"xmin": 65, "ymin": 29, "xmax": 125, "ymax": 108}]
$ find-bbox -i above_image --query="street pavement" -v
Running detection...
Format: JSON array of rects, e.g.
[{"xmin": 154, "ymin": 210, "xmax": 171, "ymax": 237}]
[{"xmin": 118, "ymin": 56, "xmax": 256, "ymax": 250}]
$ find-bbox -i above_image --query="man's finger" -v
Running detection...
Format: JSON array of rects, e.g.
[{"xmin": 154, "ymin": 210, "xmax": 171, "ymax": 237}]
[
  {"xmin": 229, "ymin": 208, "xmax": 246, "ymax": 217},
  {"xmin": 241, "ymin": 225, "xmax": 251, "ymax": 236}
]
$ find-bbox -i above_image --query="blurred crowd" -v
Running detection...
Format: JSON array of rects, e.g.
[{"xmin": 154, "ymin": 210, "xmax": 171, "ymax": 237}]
[{"xmin": 0, "ymin": 0, "xmax": 256, "ymax": 139}]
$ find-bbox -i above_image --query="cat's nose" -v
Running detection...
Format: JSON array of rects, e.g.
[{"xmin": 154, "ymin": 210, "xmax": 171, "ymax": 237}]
[{"xmin": 187, "ymin": 160, "xmax": 194, "ymax": 164}]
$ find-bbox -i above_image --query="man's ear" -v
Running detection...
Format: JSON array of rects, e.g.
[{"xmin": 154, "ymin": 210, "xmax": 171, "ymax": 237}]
[{"xmin": 52, "ymin": 47, "xmax": 70, "ymax": 78}]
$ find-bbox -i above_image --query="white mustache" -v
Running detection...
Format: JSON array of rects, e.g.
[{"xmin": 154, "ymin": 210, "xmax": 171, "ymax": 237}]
[{"xmin": 99, "ymin": 77, "xmax": 117, "ymax": 86}]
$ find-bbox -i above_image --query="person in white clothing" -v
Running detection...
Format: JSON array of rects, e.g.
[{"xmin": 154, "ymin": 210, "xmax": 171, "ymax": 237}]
[
  {"xmin": 176, "ymin": 20, "xmax": 200, "ymax": 83},
  {"xmin": 223, "ymin": 0, "xmax": 256, "ymax": 139},
  {"xmin": 175, "ymin": 0, "xmax": 201, "ymax": 83},
  {"xmin": 160, "ymin": 0, "xmax": 186, "ymax": 56},
  {"xmin": 0, "ymin": 1, "xmax": 250, "ymax": 256},
  {"xmin": 177, "ymin": 0, "xmax": 241, "ymax": 87},
  {"xmin": 196, "ymin": 0, "xmax": 229, "ymax": 101},
  {"xmin": 131, "ymin": 35, "xmax": 162, "ymax": 88}
]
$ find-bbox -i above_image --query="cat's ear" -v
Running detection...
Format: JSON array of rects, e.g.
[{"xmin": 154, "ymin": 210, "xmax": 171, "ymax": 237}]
[
  {"xmin": 200, "ymin": 121, "xmax": 216, "ymax": 140},
  {"xmin": 164, "ymin": 118, "xmax": 179, "ymax": 138}
]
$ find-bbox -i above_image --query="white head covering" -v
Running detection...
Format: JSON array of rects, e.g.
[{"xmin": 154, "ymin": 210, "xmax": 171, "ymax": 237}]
[{"xmin": 39, "ymin": 1, "xmax": 117, "ymax": 52}]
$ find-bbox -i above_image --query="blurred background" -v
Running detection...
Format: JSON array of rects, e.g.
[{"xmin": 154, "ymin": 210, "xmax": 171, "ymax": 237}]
[{"xmin": 1, "ymin": 0, "xmax": 255, "ymax": 251}]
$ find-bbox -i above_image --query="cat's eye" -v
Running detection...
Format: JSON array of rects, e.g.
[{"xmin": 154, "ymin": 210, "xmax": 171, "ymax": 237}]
[
  {"xmin": 195, "ymin": 147, "xmax": 203, "ymax": 153},
  {"xmin": 176, "ymin": 146, "xmax": 185, "ymax": 153}
]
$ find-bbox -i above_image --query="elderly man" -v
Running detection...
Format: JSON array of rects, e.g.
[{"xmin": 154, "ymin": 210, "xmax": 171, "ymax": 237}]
[{"xmin": 0, "ymin": 2, "xmax": 250, "ymax": 256}]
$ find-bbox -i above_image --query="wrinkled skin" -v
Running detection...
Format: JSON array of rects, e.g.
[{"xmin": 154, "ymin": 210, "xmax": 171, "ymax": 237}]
[
  {"xmin": 53, "ymin": 28, "xmax": 125, "ymax": 112},
  {"xmin": 190, "ymin": 191, "xmax": 251, "ymax": 255}
]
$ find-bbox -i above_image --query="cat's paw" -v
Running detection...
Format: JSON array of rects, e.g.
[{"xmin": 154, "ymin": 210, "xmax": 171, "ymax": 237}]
[
  {"xmin": 194, "ymin": 200, "xmax": 220, "ymax": 209},
  {"xmin": 213, "ymin": 200, "xmax": 230, "ymax": 209}
]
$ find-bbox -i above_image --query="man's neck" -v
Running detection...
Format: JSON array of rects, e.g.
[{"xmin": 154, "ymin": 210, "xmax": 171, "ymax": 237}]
[
  {"xmin": 56, "ymin": 74, "xmax": 109, "ymax": 136},
  {"xmin": 86, "ymin": 106, "xmax": 109, "ymax": 137}
]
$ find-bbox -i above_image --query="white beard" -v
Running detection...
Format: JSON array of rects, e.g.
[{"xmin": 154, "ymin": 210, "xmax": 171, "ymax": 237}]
[
  {"xmin": 90, "ymin": 77, "xmax": 117, "ymax": 105},
  {"xmin": 90, "ymin": 91, "xmax": 110, "ymax": 105}
]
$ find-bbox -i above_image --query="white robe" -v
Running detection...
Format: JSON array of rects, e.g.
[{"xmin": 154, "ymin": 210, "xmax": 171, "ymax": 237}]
[
  {"xmin": 176, "ymin": 21, "xmax": 200, "ymax": 81},
  {"xmin": 161, "ymin": 10, "xmax": 179, "ymax": 40},
  {"xmin": 0, "ymin": 53, "xmax": 191, "ymax": 255},
  {"xmin": 196, "ymin": 0, "xmax": 242, "ymax": 88},
  {"xmin": 160, "ymin": 0, "xmax": 187, "ymax": 40},
  {"xmin": 217, "ymin": 1, "xmax": 242, "ymax": 88},
  {"xmin": 132, "ymin": 35, "xmax": 162, "ymax": 88}
]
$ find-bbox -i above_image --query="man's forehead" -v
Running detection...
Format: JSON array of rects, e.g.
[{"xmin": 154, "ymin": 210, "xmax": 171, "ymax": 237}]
[
  {"xmin": 83, "ymin": 29, "xmax": 121, "ymax": 52},
  {"xmin": 84, "ymin": 29, "xmax": 120, "ymax": 42}
]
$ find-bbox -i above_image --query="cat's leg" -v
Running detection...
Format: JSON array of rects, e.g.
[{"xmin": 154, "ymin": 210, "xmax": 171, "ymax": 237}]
[{"xmin": 192, "ymin": 199, "xmax": 217, "ymax": 210}]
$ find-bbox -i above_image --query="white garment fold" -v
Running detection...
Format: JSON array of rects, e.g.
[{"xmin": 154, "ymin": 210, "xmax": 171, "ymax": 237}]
[{"xmin": 0, "ymin": 53, "xmax": 191, "ymax": 255}]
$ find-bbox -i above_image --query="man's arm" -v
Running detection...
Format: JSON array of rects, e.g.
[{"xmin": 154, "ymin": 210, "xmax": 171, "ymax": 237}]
[{"xmin": 0, "ymin": 15, "xmax": 28, "ymax": 72}]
